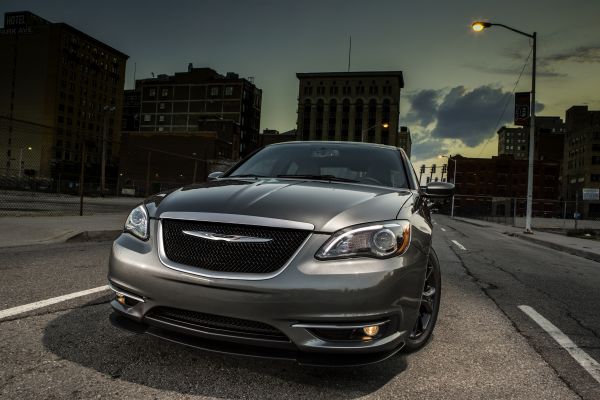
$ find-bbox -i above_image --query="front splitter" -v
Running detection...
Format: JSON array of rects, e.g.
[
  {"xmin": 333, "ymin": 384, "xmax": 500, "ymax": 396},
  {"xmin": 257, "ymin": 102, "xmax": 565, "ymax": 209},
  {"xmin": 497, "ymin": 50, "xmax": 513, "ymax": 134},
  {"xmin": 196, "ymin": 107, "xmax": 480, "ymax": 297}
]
[{"xmin": 109, "ymin": 312, "xmax": 404, "ymax": 367}]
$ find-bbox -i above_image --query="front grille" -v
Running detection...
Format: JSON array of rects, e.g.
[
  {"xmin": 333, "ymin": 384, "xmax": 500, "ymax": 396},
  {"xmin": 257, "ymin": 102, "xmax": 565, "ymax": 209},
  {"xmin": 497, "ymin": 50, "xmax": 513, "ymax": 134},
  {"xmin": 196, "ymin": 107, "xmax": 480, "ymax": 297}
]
[
  {"xmin": 148, "ymin": 307, "xmax": 289, "ymax": 341},
  {"xmin": 161, "ymin": 219, "xmax": 310, "ymax": 274}
]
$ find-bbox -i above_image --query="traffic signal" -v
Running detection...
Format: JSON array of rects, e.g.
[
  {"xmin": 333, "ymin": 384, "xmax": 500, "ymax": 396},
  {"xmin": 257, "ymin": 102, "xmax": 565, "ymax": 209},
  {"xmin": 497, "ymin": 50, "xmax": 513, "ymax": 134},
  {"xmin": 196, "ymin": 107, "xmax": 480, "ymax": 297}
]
[
  {"xmin": 442, "ymin": 165, "xmax": 447, "ymax": 174},
  {"xmin": 426, "ymin": 176, "xmax": 431, "ymax": 183},
  {"xmin": 431, "ymin": 164, "xmax": 436, "ymax": 174},
  {"xmin": 420, "ymin": 165, "xmax": 425, "ymax": 174}
]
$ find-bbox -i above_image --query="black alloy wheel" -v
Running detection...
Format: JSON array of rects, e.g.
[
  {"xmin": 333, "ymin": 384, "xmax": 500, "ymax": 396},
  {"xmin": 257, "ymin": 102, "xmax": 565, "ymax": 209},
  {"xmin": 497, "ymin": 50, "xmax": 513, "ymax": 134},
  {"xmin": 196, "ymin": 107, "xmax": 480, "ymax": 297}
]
[{"xmin": 403, "ymin": 249, "xmax": 441, "ymax": 352}]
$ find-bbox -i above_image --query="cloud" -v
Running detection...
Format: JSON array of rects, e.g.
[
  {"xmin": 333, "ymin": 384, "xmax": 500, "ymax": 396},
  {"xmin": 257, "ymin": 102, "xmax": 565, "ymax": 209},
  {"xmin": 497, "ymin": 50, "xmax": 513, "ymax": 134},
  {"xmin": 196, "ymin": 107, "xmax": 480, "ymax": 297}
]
[
  {"xmin": 542, "ymin": 45, "xmax": 600, "ymax": 64},
  {"xmin": 406, "ymin": 85, "xmax": 546, "ymax": 161},
  {"xmin": 431, "ymin": 85, "xmax": 514, "ymax": 147},
  {"xmin": 411, "ymin": 137, "xmax": 448, "ymax": 162},
  {"xmin": 404, "ymin": 89, "xmax": 441, "ymax": 126},
  {"xmin": 465, "ymin": 64, "xmax": 566, "ymax": 78}
]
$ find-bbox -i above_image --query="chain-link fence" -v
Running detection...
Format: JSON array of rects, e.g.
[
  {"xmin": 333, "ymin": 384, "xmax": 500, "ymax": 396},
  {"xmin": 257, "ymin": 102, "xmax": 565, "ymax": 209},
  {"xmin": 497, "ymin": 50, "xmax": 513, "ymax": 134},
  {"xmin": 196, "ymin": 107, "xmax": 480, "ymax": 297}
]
[
  {"xmin": 0, "ymin": 116, "xmax": 237, "ymax": 216},
  {"xmin": 448, "ymin": 195, "xmax": 600, "ymax": 230}
]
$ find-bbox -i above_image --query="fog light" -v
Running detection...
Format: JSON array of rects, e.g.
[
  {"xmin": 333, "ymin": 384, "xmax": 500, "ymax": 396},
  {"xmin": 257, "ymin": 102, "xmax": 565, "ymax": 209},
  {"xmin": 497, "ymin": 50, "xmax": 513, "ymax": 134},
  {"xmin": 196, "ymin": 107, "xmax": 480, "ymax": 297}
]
[
  {"xmin": 362, "ymin": 325, "xmax": 380, "ymax": 337},
  {"xmin": 116, "ymin": 294, "xmax": 126, "ymax": 306}
]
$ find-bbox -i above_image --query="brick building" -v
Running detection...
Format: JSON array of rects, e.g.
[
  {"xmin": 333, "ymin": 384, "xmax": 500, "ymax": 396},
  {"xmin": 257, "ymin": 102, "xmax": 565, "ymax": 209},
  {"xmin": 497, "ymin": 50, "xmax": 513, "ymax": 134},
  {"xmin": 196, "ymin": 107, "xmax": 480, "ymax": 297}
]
[
  {"xmin": 447, "ymin": 154, "xmax": 561, "ymax": 217},
  {"xmin": 0, "ymin": 11, "xmax": 128, "ymax": 184},
  {"xmin": 562, "ymin": 105, "xmax": 600, "ymax": 217}
]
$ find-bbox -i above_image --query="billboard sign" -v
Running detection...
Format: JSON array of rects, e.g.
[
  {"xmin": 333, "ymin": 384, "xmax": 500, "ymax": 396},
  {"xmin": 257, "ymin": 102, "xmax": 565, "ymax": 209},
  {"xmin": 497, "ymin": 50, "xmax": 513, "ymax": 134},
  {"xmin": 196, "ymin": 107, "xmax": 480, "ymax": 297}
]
[{"xmin": 582, "ymin": 188, "xmax": 600, "ymax": 201}]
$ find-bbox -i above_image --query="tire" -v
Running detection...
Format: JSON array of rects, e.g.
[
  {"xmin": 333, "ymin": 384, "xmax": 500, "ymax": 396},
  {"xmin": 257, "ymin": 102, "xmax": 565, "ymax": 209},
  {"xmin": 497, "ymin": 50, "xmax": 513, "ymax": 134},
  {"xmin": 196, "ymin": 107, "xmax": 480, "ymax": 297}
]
[{"xmin": 402, "ymin": 248, "xmax": 442, "ymax": 352}]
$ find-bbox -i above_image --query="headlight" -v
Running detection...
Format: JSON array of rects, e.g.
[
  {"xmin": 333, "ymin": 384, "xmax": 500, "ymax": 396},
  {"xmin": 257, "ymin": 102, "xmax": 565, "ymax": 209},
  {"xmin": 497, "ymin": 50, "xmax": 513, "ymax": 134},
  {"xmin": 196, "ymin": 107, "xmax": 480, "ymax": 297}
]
[
  {"xmin": 316, "ymin": 221, "xmax": 410, "ymax": 260},
  {"xmin": 124, "ymin": 205, "xmax": 149, "ymax": 240}
]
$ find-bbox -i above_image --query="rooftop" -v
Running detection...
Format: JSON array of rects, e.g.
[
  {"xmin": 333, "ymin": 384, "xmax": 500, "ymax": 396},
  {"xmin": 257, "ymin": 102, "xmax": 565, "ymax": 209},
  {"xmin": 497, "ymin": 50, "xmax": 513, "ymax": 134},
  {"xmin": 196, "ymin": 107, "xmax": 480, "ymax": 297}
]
[{"xmin": 296, "ymin": 71, "xmax": 404, "ymax": 88}]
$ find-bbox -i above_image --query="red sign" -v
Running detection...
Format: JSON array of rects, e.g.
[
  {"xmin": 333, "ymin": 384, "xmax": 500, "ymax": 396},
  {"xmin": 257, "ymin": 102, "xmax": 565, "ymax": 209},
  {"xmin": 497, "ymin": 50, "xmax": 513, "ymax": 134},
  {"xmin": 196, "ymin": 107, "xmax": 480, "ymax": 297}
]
[{"xmin": 514, "ymin": 92, "xmax": 530, "ymax": 126}]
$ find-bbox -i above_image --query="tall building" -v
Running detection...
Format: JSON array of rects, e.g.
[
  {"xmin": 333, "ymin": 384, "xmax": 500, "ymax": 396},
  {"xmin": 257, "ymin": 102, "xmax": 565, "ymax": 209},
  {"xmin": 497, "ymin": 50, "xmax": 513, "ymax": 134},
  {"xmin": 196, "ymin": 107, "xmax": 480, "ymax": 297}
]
[
  {"xmin": 562, "ymin": 105, "xmax": 600, "ymax": 217},
  {"xmin": 497, "ymin": 116, "xmax": 565, "ymax": 161},
  {"xmin": 118, "ymin": 66, "xmax": 262, "ymax": 192},
  {"xmin": 295, "ymin": 71, "xmax": 404, "ymax": 145},
  {"xmin": 130, "ymin": 65, "xmax": 262, "ymax": 157},
  {"xmin": 397, "ymin": 126, "xmax": 412, "ymax": 157},
  {"xmin": 0, "ymin": 11, "xmax": 128, "ymax": 182}
]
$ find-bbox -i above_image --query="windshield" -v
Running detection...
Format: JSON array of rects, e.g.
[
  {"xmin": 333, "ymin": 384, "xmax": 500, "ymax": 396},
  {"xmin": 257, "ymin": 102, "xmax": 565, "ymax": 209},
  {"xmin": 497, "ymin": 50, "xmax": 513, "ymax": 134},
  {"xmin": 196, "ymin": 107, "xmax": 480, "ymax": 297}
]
[{"xmin": 226, "ymin": 143, "xmax": 410, "ymax": 189}]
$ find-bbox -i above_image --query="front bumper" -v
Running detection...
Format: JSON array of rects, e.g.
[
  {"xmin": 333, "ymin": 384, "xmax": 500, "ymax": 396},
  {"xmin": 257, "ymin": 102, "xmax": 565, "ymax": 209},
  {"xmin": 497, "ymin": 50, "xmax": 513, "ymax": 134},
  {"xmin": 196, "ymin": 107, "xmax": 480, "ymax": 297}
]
[{"xmin": 108, "ymin": 220, "xmax": 428, "ymax": 366}]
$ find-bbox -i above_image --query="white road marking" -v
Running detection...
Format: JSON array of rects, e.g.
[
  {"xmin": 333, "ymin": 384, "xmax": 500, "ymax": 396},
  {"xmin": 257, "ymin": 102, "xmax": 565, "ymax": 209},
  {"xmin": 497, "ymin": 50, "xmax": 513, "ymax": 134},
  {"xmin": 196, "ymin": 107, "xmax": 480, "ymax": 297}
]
[
  {"xmin": 451, "ymin": 240, "xmax": 467, "ymax": 251},
  {"xmin": 0, "ymin": 285, "xmax": 109, "ymax": 320},
  {"xmin": 441, "ymin": 227, "xmax": 447, "ymax": 232},
  {"xmin": 519, "ymin": 305, "xmax": 600, "ymax": 384}
]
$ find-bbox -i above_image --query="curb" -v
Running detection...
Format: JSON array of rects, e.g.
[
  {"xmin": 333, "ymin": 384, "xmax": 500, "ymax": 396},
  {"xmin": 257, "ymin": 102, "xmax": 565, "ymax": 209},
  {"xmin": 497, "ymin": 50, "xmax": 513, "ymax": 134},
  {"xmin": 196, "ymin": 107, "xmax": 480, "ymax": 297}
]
[
  {"xmin": 510, "ymin": 232, "xmax": 600, "ymax": 263},
  {"xmin": 452, "ymin": 218, "xmax": 491, "ymax": 228},
  {"xmin": 65, "ymin": 230, "xmax": 122, "ymax": 243}
]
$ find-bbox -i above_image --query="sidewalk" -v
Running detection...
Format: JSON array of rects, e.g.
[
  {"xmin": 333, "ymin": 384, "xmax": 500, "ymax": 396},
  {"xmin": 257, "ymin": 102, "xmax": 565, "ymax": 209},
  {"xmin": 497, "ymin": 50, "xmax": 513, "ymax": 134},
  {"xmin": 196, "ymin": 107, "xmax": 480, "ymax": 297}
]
[
  {"xmin": 0, "ymin": 213, "xmax": 127, "ymax": 248},
  {"xmin": 454, "ymin": 217, "xmax": 600, "ymax": 263}
]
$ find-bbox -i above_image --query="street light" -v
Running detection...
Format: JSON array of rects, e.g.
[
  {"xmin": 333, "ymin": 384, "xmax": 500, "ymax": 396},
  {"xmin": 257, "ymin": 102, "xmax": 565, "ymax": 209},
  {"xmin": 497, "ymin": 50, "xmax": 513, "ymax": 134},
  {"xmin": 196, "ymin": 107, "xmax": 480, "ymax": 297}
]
[
  {"xmin": 439, "ymin": 155, "xmax": 457, "ymax": 218},
  {"xmin": 18, "ymin": 146, "xmax": 32, "ymax": 177},
  {"xmin": 361, "ymin": 122, "xmax": 389, "ymax": 142},
  {"xmin": 101, "ymin": 105, "xmax": 116, "ymax": 195},
  {"xmin": 471, "ymin": 20, "xmax": 537, "ymax": 234}
]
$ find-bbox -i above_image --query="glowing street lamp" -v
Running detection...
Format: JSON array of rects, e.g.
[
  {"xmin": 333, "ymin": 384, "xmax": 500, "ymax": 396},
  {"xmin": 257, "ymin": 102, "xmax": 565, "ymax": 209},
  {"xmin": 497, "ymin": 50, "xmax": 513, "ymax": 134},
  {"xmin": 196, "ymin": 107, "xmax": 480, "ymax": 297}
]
[
  {"xmin": 471, "ymin": 20, "xmax": 537, "ymax": 234},
  {"xmin": 18, "ymin": 146, "xmax": 32, "ymax": 178},
  {"xmin": 361, "ymin": 122, "xmax": 390, "ymax": 142}
]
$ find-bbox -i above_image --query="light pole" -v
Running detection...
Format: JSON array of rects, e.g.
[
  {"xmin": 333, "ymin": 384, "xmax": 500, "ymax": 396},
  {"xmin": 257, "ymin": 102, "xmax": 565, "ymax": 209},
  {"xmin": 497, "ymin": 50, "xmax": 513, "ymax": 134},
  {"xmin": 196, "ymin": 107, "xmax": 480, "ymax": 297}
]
[
  {"xmin": 18, "ymin": 146, "xmax": 32, "ymax": 177},
  {"xmin": 101, "ymin": 105, "xmax": 116, "ymax": 195},
  {"xmin": 472, "ymin": 21, "xmax": 537, "ymax": 233},
  {"xmin": 439, "ymin": 155, "xmax": 457, "ymax": 217},
  {"xmin": 360, "ymin": 122, "xmax": 389, "ymax": 142}
]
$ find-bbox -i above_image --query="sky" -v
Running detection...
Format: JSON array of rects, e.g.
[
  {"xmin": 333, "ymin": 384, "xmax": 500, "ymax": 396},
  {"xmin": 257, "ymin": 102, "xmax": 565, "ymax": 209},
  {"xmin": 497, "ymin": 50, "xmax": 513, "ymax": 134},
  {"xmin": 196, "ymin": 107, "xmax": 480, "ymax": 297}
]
[{"xmin": 2, "ymin": 0, "xmax": 600, "ymax": 179}]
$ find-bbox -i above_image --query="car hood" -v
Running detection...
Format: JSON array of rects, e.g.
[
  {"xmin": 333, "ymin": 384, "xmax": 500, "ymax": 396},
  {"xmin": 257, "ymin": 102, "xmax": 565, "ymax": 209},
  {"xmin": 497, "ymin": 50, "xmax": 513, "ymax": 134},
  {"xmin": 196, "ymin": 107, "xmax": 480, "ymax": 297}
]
[{"xmin": 146, "ymin": 178, "xmax": 413, "ymax": 233}]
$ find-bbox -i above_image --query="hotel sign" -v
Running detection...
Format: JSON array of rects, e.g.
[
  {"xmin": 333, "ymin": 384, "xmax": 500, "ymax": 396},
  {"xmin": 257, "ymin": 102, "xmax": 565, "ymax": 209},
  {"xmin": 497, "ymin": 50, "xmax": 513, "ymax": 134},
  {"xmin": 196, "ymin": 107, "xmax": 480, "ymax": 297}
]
[{"xmin": 1, "ymin": 12, "xmax": 34, "ymax": 35}]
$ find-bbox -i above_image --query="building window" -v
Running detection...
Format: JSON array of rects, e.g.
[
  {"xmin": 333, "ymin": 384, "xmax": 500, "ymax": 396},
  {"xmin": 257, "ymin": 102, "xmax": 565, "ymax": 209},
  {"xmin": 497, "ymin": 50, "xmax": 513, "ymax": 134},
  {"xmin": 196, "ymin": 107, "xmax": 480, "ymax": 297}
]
[
  {"xmin": 144, "ymin": 114, "xmax": 151, "ymax": 122},
  {"xmin": 302, "ymin": 99, "xmax": 311, "ymax": 140},
  {"xmin": 225, "ymin": 86, "xmax": 233, "ymax": 96},
  {"xmin": 159, "ymin": 103, "xmax": 165, "ymax": 110},
  {"xmin": 211, "ymin": 87, "xmax": 219, "ymax": 96},
  {"xmin": 149, "ymin": 89, "xmax": 156, "ymax": 97},
  {"xmin": 159, "ymin": 115, "xmax": 165, "ymax": 122},
  {"xmin": 328, "ymin": 99, "xmax": 337, "ymax": 140},
  {"xmin": 161, "ymin": 88, "xmax": 168, "ymax": 97}
]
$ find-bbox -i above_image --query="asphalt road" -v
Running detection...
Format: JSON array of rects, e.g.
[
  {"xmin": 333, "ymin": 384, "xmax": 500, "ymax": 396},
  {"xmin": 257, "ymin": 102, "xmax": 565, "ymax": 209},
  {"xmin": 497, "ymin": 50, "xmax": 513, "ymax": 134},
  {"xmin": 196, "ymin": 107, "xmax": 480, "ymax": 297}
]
[
  {"xmin": 434, "ymin": 214, "xmax": 600, "ymax": 400},
  {"xmin": 0, "ymin": 219, "xmax": 597, "ymax": 399}
]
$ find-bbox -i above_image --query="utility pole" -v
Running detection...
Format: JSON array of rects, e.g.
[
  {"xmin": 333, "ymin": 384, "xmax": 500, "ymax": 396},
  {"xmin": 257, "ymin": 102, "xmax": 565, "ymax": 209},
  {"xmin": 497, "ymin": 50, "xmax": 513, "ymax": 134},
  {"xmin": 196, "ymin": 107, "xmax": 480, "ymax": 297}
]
[
  {"xmin": 145, "ymin": 151, "xmax": 152, "ymax": 196},
  {"xmin": 525, "ymin": 32, "xmax": 537, "ymax": 233},
  {"xmin": 79, "ymin": 140, "xmax": 86, "ymax": 216},
  {"xmin": 101, "ymin": 106, "xmax": 115, "ymax": 196}
]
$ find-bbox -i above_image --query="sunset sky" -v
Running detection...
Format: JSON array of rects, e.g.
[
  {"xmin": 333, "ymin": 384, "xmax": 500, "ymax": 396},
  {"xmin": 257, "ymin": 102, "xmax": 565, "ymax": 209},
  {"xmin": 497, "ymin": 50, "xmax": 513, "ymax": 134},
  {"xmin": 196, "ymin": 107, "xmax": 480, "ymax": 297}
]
[{"xmin": 2, "ymin": 0, "xmax": 600, "ymax": 180}]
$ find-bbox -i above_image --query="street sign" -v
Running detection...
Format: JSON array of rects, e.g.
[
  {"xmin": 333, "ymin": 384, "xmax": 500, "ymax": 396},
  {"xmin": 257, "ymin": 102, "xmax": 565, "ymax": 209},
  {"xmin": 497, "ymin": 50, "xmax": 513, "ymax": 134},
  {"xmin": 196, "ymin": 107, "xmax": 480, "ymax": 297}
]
[
  {"xmin": 582, "ymin": 188, "xmax": 599, "ymax": 201},
  {"xmin": 514, "ymin": 92, "xmax": 530, "ymax": 126}
]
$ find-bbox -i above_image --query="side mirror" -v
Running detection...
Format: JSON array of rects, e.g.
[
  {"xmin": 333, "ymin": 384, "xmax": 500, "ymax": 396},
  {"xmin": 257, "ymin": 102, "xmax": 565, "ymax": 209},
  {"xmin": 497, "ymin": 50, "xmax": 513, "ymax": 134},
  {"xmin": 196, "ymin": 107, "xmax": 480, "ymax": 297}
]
[
  {"xmin": 207, "ymin": 171, "xmax": 224, "ymax": 181},
  {"xmin": 423, "ymin": 181, "xmax": 454, "ymax": 197}
]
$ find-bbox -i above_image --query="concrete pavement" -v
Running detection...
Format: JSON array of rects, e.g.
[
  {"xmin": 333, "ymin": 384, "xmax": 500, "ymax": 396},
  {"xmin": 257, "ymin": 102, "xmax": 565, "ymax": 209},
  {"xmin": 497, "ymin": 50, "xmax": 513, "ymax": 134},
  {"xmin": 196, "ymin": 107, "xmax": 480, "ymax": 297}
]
[
  {"xmin": 0, "ymin": 213, "xmax": 127, "ymax": 248},
  {"xmin": 453, "ymin": 216, "xmax": 600, "ymax": 263}
]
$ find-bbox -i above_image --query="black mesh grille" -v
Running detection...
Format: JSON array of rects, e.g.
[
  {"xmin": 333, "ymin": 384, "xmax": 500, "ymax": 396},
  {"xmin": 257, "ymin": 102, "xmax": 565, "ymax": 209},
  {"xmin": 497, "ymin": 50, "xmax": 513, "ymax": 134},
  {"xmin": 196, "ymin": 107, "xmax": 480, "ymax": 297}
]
[
  {"xmin": 148, "ymin": 307, "xmax": 288, "ymax": 341},
  {"xmin": 161, "ymin": 219, "xmax": 310, "ymax": 274}
]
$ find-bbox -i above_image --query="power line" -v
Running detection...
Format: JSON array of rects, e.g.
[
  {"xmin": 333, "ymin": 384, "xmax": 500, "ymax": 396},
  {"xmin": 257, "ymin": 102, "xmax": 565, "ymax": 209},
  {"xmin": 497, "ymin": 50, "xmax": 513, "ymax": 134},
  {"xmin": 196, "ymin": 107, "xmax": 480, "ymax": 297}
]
[{"xmin": 478, "ymin": 46, "xmax": 533, "ymax": 157}]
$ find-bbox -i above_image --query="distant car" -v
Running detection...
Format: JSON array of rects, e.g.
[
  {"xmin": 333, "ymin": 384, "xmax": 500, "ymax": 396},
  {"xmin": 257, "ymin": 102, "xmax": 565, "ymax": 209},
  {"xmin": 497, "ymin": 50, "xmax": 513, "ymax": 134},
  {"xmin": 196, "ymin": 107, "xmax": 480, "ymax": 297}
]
[{"xmin": 108, "ymin": 141, "xmax": 454, "ymax": 366}]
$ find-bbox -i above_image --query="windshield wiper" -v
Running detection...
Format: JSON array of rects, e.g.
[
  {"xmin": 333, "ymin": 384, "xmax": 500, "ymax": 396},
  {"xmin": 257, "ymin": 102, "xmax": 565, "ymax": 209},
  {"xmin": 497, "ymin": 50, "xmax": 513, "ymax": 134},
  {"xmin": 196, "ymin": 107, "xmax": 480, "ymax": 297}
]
[
  {"xmin": 227, "ymin": 174, "xmax": 268, "ymax": 179},
  {"xmin": 276, "ymin": 174, "xmax": 358, "ymax": 183}
]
